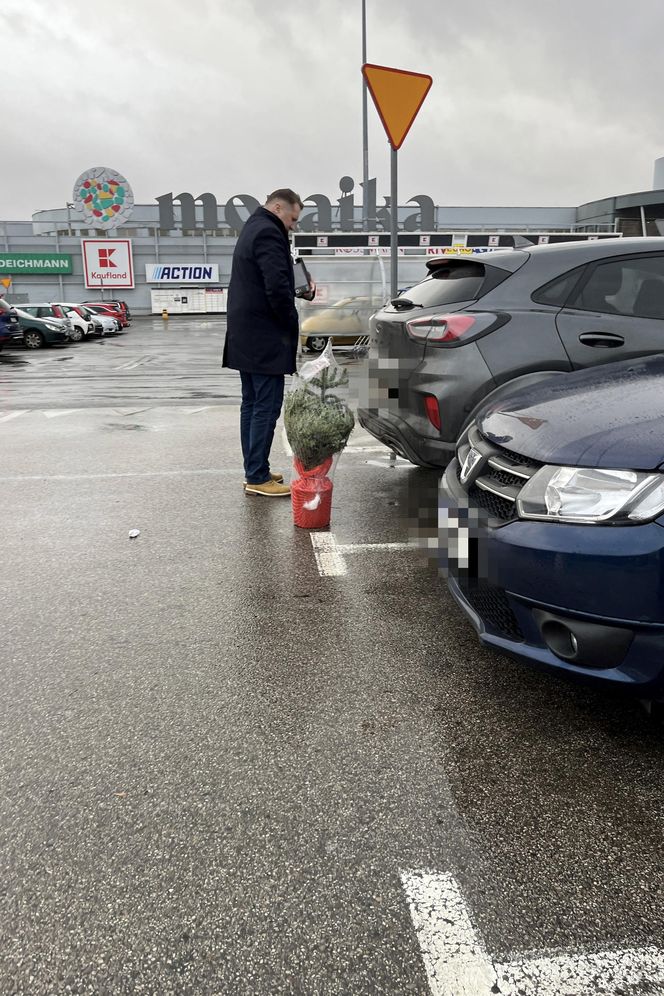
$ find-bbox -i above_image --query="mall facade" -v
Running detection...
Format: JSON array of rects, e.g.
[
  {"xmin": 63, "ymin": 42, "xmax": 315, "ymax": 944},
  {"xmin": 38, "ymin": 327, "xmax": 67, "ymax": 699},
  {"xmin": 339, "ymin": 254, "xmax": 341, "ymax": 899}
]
[{"xmin": 2, "ymin": 161, "xmax": 664, "ymax": 314}]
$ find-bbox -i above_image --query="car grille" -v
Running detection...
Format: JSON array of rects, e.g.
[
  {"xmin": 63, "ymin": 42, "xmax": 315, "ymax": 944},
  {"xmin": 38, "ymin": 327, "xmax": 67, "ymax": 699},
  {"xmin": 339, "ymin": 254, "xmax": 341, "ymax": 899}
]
[
  {"xmin": 456, "ymin": 425, "xmax": 542, "ymax": 524},
  {"xmin": 458, "ymin": 581, "xmax": 524, "ymax": 641}
]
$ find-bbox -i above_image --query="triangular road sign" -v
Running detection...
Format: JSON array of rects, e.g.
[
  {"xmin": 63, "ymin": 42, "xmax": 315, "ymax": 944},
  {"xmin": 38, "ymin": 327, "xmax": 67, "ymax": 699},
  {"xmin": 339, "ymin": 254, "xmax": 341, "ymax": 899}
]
[{"xmin": 362, "ymin": 63, "xmax": 432, "ymax": 150}]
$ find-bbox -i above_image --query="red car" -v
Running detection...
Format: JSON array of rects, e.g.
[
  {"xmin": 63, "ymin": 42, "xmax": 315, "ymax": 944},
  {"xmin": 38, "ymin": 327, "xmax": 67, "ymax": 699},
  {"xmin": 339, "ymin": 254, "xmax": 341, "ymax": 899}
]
[{"xmin": 81, "ymin": 300, "xmax": 131, "ymax": 327}]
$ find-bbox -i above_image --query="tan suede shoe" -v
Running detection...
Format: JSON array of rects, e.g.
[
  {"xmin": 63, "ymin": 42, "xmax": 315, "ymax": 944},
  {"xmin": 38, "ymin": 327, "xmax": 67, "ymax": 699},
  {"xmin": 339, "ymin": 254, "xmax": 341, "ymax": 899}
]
[
  {"xmin": 244, "ymin": 479, "xmax": 291, "ymax": 497},
  {"xmin": 243, "ymin": 472, "xmax": 284, "ymax": 489}
]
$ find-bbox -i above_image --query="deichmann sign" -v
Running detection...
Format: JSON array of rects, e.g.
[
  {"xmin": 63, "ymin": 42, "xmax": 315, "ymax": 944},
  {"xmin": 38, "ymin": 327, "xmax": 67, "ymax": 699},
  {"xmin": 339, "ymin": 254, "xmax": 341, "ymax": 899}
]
[
  {"xmin": 0, "ymin": 253, "xmax": 73, "ymax": 274},
  {"xmin": 145, "ymin": 263, "xmax": 220, "ymax": 283},
  {"xmin": 81, "ymin": 239, "xmax": 134, "ymax": 289}
]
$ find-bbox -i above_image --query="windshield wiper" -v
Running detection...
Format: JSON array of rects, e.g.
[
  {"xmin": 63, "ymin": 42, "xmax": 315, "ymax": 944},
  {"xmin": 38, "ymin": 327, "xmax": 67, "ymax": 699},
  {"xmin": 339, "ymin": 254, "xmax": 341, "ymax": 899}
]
[{"xmin": 390, "ymin": 298, "xmax": 423, "ymax": 311}]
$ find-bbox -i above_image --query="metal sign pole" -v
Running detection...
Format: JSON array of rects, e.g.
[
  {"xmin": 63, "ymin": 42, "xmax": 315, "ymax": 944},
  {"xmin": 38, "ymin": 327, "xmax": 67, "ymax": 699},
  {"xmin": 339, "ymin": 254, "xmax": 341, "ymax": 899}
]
[
  {"xmin": 361, "ymin": 0, "xmax": 369, "ymax": 231},
  {"xmin": 390, "ymin": 145, "xmax": 398, "ymax": 299}
]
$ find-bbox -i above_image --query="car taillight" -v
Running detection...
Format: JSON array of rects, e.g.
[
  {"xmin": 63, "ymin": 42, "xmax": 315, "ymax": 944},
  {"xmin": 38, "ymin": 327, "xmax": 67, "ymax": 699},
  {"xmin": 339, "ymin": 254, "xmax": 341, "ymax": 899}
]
[
  {"xmin": 424, "ymin": 395, "xmax": 441, "ymax": 430},
  {"xmin": 406, "ymin": 312, "xmax": 506, "ymax": 345}
]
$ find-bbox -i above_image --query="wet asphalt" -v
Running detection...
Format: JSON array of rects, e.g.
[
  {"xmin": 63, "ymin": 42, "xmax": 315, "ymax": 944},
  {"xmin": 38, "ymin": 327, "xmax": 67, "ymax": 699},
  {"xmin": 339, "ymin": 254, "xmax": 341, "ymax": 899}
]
[{"xmin": 1, "ymin": 319, "xmax": 663, "ymax": 995}]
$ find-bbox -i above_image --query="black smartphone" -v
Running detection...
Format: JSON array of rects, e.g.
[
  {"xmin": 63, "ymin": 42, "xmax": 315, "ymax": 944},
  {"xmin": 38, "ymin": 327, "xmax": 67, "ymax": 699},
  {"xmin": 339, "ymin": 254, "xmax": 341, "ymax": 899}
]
[{"xmin": 293, "ymin": 258, "xmax": 310, "ymax": 296}]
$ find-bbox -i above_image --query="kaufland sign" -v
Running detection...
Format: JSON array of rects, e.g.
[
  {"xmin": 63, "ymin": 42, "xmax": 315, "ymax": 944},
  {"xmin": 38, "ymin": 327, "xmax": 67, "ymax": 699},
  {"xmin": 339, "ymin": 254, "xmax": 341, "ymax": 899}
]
[{"xmin": 81, "ymin": 239, "xmax": 134, "ymax": 289}]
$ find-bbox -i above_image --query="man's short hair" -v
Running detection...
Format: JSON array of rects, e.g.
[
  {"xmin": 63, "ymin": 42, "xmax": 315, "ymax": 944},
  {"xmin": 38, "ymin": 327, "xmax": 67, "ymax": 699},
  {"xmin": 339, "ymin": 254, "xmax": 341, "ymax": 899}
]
[{"xmin": 265, "ymin": 188, "xmax": 304, "ymax": 210}]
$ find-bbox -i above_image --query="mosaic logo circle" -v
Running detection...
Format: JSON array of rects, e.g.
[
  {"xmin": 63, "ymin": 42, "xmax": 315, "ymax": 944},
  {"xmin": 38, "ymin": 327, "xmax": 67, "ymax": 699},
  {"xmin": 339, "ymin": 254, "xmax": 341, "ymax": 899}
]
[{"xmin": 73, "ymin": 167, "xmax": 134, "ymax": 229}]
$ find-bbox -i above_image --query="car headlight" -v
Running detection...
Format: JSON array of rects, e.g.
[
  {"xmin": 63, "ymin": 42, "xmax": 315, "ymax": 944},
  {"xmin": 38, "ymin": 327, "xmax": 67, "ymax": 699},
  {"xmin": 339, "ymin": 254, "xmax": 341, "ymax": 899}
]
[{"xmin": 517, "ymin": 466, "xmax": 664, "ymax": 524}]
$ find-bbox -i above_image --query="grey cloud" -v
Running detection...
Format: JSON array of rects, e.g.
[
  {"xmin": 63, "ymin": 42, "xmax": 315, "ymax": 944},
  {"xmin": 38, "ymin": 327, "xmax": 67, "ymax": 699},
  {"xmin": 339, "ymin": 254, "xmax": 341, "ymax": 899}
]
[{"xmin": 2, "ymin": 0, "xmax": 664, "ymax": 219}]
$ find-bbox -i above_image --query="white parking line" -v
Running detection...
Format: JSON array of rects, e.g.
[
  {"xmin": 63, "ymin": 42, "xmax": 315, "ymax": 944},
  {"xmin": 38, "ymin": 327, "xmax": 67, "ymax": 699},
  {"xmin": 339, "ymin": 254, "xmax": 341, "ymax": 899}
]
[
  {"xmin": 337, "ymin": 542, "xmax": 411, "ymax": 552},
  {"xmin": 0, "ymin": 411, "xmax": 28, "ymax": 423},
  {"xmin": 401, "ymin": 871, "xmax": 496, "ymax": 995},
  {"xmin": 344, "ymin": 445, "xmax": 393, "ymax": 453},
  {"xmin": 0, "ymin": 469, "xmax": 240, "ymax": 482},
  {"xmin": 115, "ymin": 356, "xmax": 154, "ymax": 370},
  {"xmin": 310, "ymin": 532, "xmax": 413, "ymax": 576},
  {"xmin": 43, "ymin": 410, "xmax": 79, "ymax": 418},
  {"xmin": 281, "ymin": 425, "xmax": 293, "ymax": 457},
  {"xmin": 310, "ymin": 533, "xmax": 348, "ymax": 577},
  {"xmin": 401, "ymin": 870, "xmax": 664, "ymax": 996}
]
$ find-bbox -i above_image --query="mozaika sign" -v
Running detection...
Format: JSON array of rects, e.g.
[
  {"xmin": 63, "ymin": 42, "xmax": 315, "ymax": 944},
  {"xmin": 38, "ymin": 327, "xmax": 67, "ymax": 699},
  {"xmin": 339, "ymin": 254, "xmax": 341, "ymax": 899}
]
[
  {"xmin": 156, "ymin": 176, "xmax": 435, "ymax": 233},
  {"xmin": 0, "ymin": 253, "xmax": 73, "ymax": 274}
]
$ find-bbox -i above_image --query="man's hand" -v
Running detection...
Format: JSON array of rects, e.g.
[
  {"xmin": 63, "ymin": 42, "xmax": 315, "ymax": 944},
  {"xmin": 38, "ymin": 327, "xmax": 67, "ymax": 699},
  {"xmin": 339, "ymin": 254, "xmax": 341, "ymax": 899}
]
[{"xmin": 302, "ymin": 280, "xmax": 316, "ymax": 302}]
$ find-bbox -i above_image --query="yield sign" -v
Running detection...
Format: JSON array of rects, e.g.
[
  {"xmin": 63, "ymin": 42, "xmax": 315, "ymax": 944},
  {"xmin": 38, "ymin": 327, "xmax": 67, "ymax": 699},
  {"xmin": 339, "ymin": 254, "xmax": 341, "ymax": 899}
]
[
  {"xmin": 0, "ymin": 278, "xmax": 12, "ymax": 289},
  {"xmin": 362, "ymin": 63, "xmax": 433, "ymax": 150}
]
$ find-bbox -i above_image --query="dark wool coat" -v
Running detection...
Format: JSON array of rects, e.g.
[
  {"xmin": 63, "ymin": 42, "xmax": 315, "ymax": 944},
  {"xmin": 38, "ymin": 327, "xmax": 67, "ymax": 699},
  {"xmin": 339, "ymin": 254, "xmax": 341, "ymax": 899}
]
[{"xmin": 222, "ymin": 206, "xmax": 299, "ymax": 375}]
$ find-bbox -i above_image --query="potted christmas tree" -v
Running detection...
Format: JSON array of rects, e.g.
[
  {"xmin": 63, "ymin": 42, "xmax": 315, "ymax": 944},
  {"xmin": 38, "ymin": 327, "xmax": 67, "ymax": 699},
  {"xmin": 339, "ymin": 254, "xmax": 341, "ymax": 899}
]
[{"xmin": 284, "ymin": 350, "xmax": 354, "ymax": 529}]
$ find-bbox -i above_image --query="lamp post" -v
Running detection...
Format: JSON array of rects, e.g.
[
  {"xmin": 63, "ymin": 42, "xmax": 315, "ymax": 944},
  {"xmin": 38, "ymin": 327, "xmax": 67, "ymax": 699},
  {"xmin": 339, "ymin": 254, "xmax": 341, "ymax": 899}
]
[
  {"xmin": 65, "ymin": 202, "xmax": 75, "ymax": 236},
  {"xmin": 361, "ymin": 0, "xmax": 369, "ymax": 231}
]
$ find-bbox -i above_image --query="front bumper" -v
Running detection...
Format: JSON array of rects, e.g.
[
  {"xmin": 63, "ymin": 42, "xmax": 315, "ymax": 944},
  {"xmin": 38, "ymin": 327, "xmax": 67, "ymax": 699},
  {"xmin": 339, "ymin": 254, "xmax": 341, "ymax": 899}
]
[{"xmin": 441, "ymin": 458, "xmax": 664, "ymax": 695}]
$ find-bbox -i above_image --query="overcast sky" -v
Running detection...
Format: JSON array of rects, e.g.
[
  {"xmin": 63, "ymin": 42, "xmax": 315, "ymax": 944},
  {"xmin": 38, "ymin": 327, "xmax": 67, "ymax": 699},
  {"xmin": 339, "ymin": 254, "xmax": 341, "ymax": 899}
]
[{"xmin": 4, "ymin": 0, "xmax": 664, "ymax": 220}]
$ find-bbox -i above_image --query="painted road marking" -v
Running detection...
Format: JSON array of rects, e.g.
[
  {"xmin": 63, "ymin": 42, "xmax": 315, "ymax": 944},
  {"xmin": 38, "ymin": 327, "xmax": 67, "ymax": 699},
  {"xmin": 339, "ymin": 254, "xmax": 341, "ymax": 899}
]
[
  {"xmin": 401, "ymin": 871, "xmax": 496, "ymax": 995},
  {"xmin": 310, "ymin": 532, "xmax": 413, "ymax": 576},
  {"xmin": 401, "ymin": 870, "xmax": 664, "ymax": 996},
  {"xmin": 364, "ymin": 457, "xmax": 411, "ymax": 470},
  {"xmin": 0, "ymin": 407, "xmax": 223, "ymax": 421},
  {"xmin": 114, "ymin": 356, "xmax": 156, "ymax": 370},
  {"xmin": 344, "ymin": 444, "xmax": 393, "ymax": 453},
  {"xmin": 0, "ymin": 411, "xmax": 28, "ymax": 423},
  {"xmin": 0, "ymin": 469, "xmax": 242, "ymax": 482},
  {"xmin": 310, "ymin": 533, "xmax": 348, "ymax": 577}
]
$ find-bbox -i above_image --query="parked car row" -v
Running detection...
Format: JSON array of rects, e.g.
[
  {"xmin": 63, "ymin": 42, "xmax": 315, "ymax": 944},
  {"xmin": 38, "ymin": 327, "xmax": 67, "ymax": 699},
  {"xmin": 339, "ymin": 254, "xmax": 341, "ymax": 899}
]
[
  {"xmin": 358, "ymin": 237, "xmax": 664, "ymax": 710},
  {"xmin": 0, "ymin": 299, "xmax": 131, "ymax": 350}
]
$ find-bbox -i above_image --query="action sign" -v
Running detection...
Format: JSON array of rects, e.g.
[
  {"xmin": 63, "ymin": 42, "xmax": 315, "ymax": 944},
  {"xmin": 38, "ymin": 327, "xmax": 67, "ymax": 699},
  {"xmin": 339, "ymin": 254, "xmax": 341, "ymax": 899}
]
[
  {"xmin": 81, "ymin": 239, "xmax": 134, "ymax": 289},
  {"xmin": 362, "ymin": 63, "xmax": 433, "ymax": 150}
]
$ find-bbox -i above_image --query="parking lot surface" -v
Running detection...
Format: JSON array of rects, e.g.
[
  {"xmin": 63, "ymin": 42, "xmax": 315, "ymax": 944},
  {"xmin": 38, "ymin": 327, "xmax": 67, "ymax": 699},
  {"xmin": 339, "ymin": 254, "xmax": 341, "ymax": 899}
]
[{"xmin": 1, "ymin": 319, "xmax": 664, "ymax": 995}]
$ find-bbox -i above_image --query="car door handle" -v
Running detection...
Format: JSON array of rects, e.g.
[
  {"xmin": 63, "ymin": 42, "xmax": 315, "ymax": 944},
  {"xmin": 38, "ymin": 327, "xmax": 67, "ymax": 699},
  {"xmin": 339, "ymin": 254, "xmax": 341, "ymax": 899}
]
[{"xmin": 578, "ymin": 332, "xmax": 625, "ymax": 348}]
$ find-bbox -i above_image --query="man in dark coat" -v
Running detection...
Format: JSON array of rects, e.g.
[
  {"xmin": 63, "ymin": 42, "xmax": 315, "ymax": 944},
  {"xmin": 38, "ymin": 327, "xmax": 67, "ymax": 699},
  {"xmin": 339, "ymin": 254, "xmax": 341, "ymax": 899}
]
[{"xmin": 223, "ymin": 188, "xmax": 313, "ymax": 497}]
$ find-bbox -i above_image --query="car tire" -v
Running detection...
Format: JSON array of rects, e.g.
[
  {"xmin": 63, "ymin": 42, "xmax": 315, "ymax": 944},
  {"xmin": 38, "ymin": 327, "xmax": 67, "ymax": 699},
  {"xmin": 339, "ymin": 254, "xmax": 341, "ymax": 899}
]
[
  {"xmin": 307, "ymin": 335, "xmax": 328, "ymax": 352},
  {"xmin": 23, "ymin": 330, "xmax": 45, "ymax": 349},
  {"xmin": 68, "ymin": 327, "xmax": 84, "ymax": 343}
]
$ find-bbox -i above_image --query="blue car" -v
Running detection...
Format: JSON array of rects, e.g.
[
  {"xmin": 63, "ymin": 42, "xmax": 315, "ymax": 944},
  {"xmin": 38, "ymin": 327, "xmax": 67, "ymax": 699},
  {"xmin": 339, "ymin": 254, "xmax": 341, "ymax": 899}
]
[
  {"xmin": 0, "ymin": 298, "xmax": 21, "ymax": 351},
  {"xmin": 441, "ymin": 354, "xmax": 664, "ymax": 704}
]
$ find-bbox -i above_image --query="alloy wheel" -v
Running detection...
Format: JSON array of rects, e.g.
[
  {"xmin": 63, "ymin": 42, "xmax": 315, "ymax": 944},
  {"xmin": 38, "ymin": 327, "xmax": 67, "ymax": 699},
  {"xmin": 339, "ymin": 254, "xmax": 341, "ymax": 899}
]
[{"xmin": 24, "ymin": 331, "xmax": 44, "ymax": 349}]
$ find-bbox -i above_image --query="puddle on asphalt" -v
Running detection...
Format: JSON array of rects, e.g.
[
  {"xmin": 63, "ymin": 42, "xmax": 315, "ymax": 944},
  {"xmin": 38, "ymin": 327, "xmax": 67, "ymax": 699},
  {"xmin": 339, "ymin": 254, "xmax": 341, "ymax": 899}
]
[{"xmin": 0, "ymin": 355, "xmax": 29, "ymax": 366}]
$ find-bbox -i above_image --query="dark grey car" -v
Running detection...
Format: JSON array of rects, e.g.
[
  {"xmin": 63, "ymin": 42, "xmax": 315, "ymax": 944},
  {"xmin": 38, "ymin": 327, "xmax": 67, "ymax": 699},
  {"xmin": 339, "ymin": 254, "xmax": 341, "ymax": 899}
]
[{"xmin": 358, "ymin": 237, "xmax": 664, "ymax": 466}]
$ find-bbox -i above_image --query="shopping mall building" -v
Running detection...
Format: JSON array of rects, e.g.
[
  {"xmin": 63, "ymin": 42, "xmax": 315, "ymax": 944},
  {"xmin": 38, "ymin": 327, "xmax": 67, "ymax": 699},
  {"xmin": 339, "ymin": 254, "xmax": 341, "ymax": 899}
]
[{"xmin": 2, "ymin": 160, "xmax": 664, "ymax": 315}]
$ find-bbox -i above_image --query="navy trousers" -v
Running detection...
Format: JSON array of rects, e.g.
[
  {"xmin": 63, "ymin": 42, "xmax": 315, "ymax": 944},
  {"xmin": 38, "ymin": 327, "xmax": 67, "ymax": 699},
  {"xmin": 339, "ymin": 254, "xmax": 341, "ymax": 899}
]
[{"xmin": 239, "ymin": 372, "xmax": 285, "ymax": 484}]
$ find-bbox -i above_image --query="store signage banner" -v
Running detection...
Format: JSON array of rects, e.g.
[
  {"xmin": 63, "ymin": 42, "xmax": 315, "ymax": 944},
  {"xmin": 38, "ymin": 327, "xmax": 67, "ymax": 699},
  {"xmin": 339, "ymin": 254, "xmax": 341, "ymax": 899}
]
[
  {"xmin": 145, "ymin": 263, "xmax": 219, "ymax": 283},
  {"xmin": 426, "ymin": 246, "xmax": 498, "ymax": 256},
  {"xmin": 81, "ymin": 239, "xmax": 134, "ymax": 288},
  {"xmin": 0, "ymin": 252, "xmax": 72, "ymax": 274}
]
